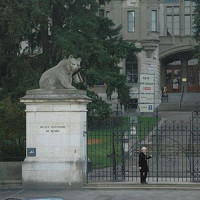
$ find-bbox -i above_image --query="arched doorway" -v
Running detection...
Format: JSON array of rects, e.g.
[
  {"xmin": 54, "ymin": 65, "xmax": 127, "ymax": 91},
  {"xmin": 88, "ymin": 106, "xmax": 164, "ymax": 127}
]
[{"xmin": 162, "ymin": 55, "xmax": 200, "ymax": 93}]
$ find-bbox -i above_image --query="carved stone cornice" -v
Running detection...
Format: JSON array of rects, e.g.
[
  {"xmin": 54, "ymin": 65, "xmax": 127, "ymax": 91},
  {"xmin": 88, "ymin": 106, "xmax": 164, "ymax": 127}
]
[{"xmin": 141, "ymin": 39, "xmax": 160, "ymax": 58}]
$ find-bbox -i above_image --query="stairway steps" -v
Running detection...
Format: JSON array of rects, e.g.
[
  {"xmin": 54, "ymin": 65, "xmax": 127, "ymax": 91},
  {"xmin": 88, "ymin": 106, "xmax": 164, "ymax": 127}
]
[{"xmin": 159, "ymin": 93, "xmax": 200, "ymax": 111}]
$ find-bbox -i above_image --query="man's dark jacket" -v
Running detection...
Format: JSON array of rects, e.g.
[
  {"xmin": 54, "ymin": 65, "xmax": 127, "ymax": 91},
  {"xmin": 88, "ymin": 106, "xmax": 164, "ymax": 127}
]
[{"xmin": 139, "ymin": 152, "xmax": 152, "ymax": 172}]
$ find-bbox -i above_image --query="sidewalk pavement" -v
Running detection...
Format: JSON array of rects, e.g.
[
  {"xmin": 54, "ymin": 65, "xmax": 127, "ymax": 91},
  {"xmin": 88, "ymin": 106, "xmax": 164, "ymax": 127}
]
[{"xmin": 1, "ymin": 188, "xmax": 200, "ymax": 200}]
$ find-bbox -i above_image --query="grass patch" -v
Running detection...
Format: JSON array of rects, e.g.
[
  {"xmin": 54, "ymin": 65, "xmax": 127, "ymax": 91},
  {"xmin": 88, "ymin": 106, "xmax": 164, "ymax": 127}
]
[
  {"xmin": 87, "ymin": 116, "xmax": 159, "ymax": 169},
  {"xmin": 136, "ymin": 116, "xmax": 160, "ymax": 141}
]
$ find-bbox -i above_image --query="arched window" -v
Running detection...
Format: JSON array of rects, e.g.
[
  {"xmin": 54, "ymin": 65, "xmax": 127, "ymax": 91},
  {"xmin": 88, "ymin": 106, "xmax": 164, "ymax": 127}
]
[
  {"xmin": 126, "ymin": 58, "xmax": 138, "ymax": 83},
  {"xmin": 188, "ymin": 58, "xmax": 198, "ymax": 66}
]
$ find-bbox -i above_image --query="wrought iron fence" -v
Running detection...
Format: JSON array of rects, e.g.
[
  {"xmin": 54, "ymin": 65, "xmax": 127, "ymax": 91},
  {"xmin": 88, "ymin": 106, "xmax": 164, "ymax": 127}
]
[
  {"xmin": 0, "ymin": 133, "xmax": 26, "ymax": 161},
  {"xmin": 191, "ymin": 109, "xmax": 200, "ymax": 182},
  {"xmin": 87, "ymin": 108, "xmax": 200, "ymax": 183}
]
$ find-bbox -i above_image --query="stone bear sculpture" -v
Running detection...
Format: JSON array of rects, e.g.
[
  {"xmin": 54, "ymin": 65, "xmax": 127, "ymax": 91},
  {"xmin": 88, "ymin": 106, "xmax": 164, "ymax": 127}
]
[{"xmin": 39, "ymin": 56, "xmax": 82, "ymax": 89}]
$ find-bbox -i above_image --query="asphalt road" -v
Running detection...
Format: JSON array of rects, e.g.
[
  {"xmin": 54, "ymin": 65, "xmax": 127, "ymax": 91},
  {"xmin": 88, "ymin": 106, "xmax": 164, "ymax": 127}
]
[{"xmin": 1, "ymin": 189, "xmax": 200, "ymax": 200}]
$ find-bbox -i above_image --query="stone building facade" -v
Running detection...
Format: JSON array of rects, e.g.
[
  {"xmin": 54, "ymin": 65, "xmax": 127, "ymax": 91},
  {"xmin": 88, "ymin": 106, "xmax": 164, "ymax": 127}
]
[{"xmin": 94, "ymin": 0, "xmax": 198, "ymax": 112}]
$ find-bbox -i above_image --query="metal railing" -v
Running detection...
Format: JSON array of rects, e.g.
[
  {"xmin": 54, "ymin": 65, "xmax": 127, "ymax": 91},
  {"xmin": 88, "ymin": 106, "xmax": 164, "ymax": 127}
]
[
  {"xmin": 179, "ymin": 86, "xmax": 184, "ymax": 110},
  {"xmin": 87, "ymin": 108, "xmax": 200, "ymax": 183},
  {"xmin": 0, "ymin": 135, "xmax": 26, "ymax": 161}
]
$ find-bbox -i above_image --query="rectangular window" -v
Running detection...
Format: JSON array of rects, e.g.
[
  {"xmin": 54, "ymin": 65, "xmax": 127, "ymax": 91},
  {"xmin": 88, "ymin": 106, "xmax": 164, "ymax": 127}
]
[
  {"xmin": 99, "ymin": 9, "xmax": 104, "ymax": 17},
  {"xmin": 184, "ymin": 0, "xmax": 191, "ymax": 14},
  {"xmin": 128, "ymin": 11, "xmax": 135, "ymax": 32},
  {"xmin": 192, "ymin": 15, "xmax": 195, "ymax": 35},
  {"xmin": 167, "ymin": 16, "xmax": 173, "ymax": 35},
  {"xmin": 174, "ymin": 15, "xmax": 180, "ymax": 35},
  {"xmin": 166, "ymin": 7, "xmax": 172, "ymax": 15},
  {"xmin": 151, "ymin": 10, "xmax": 157, "ymax": 32},
  {"xmin": 126, "ymin": 62, "xmax": 138, "ymax": 83},
  {"xmin": 192, "ymin": 2, "xmax": 196, "ymax": 13},
  {"xmin": 185, "ymin": 15, "xmax": 191, "ymax": 35},
  {"xmin": 106, "ymin": 11, "xmax": 110, "ymax": 19},
  {"xmin": 174, "ymin": 7, "xmax": 179, "ymax": 15}
]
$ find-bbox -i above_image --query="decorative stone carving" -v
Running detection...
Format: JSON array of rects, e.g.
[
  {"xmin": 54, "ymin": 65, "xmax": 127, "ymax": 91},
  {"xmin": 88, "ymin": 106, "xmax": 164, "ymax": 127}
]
[
  {"xmin": 39, "ymin": 55, "xmax": 82, "ymax": 89},
  {"xmin": 141, "ymin": 40, "xmax": 159, "ymax": 58}
]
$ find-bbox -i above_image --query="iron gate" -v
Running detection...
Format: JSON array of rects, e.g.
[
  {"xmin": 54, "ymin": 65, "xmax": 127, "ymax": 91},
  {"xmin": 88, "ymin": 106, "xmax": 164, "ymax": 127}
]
[{"xmin": 87, "ymin": 109, "xmax": 200, "ymax": 183}]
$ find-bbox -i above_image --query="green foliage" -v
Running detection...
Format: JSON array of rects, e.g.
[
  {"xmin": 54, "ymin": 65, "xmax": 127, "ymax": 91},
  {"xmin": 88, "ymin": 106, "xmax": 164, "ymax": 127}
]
[
  {"xmin": 137, "ymin": 117, "xmax": 160, "ymax": 141},
  {"xmin": 0, "ymin": 1, "xmax": 140, "ymax": 160},
  {"xmin": 192, "ymin": 0, "xmax": 200, "ymax": 70},
  {"xmin": 87, "ymin": 90, "xmax": 112, "ymax": 120},
  {"xmin": 87, "ymin": 116, "xmax": 129, "ymax": 169},
  {"xmin": 0, "ymin": 0, "xmax": 139, "ymax": 101},
  {"xmin": 87, "ymin": 116, "xmax": 159, "ymax": 169},
  {"xmin": 0, "ymin": 97, "xmax": 26, "ymax": 161},
  {"xmin": 74, "ymin": 82, "xmax": 112, "ymax": 120}
]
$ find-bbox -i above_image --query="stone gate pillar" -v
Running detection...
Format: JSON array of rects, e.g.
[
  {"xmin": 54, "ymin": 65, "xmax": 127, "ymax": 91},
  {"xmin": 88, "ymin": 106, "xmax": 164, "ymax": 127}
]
[{"xmin": 20, "ymin": 89, "xmax": 91, "ymax": 188}]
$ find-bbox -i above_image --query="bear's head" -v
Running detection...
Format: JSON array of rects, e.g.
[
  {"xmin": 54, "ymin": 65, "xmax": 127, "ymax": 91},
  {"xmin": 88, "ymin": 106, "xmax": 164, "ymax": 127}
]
[{"xmin": 67, "ymin": 55, "xmax": 82, "ymax": 72}]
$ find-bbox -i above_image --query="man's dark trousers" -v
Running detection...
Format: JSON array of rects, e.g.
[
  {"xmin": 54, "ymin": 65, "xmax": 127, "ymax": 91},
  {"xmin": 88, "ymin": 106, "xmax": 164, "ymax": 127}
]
[{"xmin": 140, "ymin": 171, "xmax": 147, "ymax": 183}]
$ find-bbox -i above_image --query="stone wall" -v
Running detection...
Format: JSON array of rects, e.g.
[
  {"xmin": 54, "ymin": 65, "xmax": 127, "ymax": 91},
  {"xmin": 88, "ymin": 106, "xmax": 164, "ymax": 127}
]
[{"xmin": 0, "ymin": 162, "xmax": 22, "ymax": 180}]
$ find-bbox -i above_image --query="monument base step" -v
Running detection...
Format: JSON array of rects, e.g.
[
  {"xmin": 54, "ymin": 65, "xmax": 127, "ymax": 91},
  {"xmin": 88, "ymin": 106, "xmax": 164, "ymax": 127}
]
[{"xmin": 22, "ymin": 160, "xmax": 86, "ymax": 189}]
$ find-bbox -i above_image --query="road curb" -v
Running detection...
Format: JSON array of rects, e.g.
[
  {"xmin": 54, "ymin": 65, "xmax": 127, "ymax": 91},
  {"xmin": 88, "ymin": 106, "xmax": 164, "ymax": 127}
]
[{"xmin": 83, "ymin": 182, "xmax": 200, "ymax": 190}]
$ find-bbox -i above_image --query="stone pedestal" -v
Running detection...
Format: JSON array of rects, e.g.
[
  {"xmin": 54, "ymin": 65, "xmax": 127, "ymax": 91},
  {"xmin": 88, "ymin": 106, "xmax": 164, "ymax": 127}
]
[{"xmin": 20, "ymin": 89, "xmax": 91, "ymax": 188}]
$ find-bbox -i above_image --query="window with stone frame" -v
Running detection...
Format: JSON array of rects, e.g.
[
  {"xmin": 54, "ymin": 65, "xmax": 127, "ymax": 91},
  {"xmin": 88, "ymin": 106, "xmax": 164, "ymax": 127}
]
[
  {"xmin": 127, "ymin": 11, "xmax": 135, "ymax": 32},
  {"xmin": 184, "ymin": 15, "xmax": 191, "ymax": 35},
  {"xmin": 184, "ymin": 0, "xmax": 196, "ymax": 35},
  {"xmin": 126, "ymin": 59, "xmax": 138, "ymax": 84},
  {"xmin": 99, "ymin": 9, "xmax": 104, "ymax": 17},
  {"xmin": 166, "ymin": 6, "xmax": 180, "ymax": 36},
  {"xmin": 151, "ymin": 10, "xmax": 157, "ymax": 32},
  {"xmin": 106, "ymin": 11, "xmax": 110, "ymax": 19},
  {"xmin": 167, "ymin": 15, "xmax": 172, "ymax": 35}
]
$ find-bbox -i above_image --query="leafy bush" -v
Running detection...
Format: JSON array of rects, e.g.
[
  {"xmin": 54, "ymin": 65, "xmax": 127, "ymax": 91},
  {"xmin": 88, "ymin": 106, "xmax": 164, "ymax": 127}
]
[{"xmin": 0, "ymin": 97, "xmax": 26, "ymax": 161}]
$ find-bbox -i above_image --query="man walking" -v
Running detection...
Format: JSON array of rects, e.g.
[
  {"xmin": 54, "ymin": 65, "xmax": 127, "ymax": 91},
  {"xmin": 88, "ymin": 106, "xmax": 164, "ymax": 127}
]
[{"xmin": 139, "ymin": 147, "xmax": 152, "ymax": 184}]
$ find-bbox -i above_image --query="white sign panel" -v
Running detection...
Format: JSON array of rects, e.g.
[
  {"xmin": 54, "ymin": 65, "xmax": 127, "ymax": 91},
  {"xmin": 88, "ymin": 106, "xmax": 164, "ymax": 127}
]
[
  {"xmin": 140, "ymin": 74, "xmax": 154, "ymax": 83},
  {"xmin": 139, "ymin": 104, "xmax": 154, "ymax": 113},
  {"xmin": 140, "ymin": 94, "xmax": 154, "ymax": 103},
  {"xmin": 139, "ymin": 74, "xmax": 155, "ymax": 112},
  {"xmin": 140, "ymin": 84, "xmax": 154, "ymax": 94}
]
